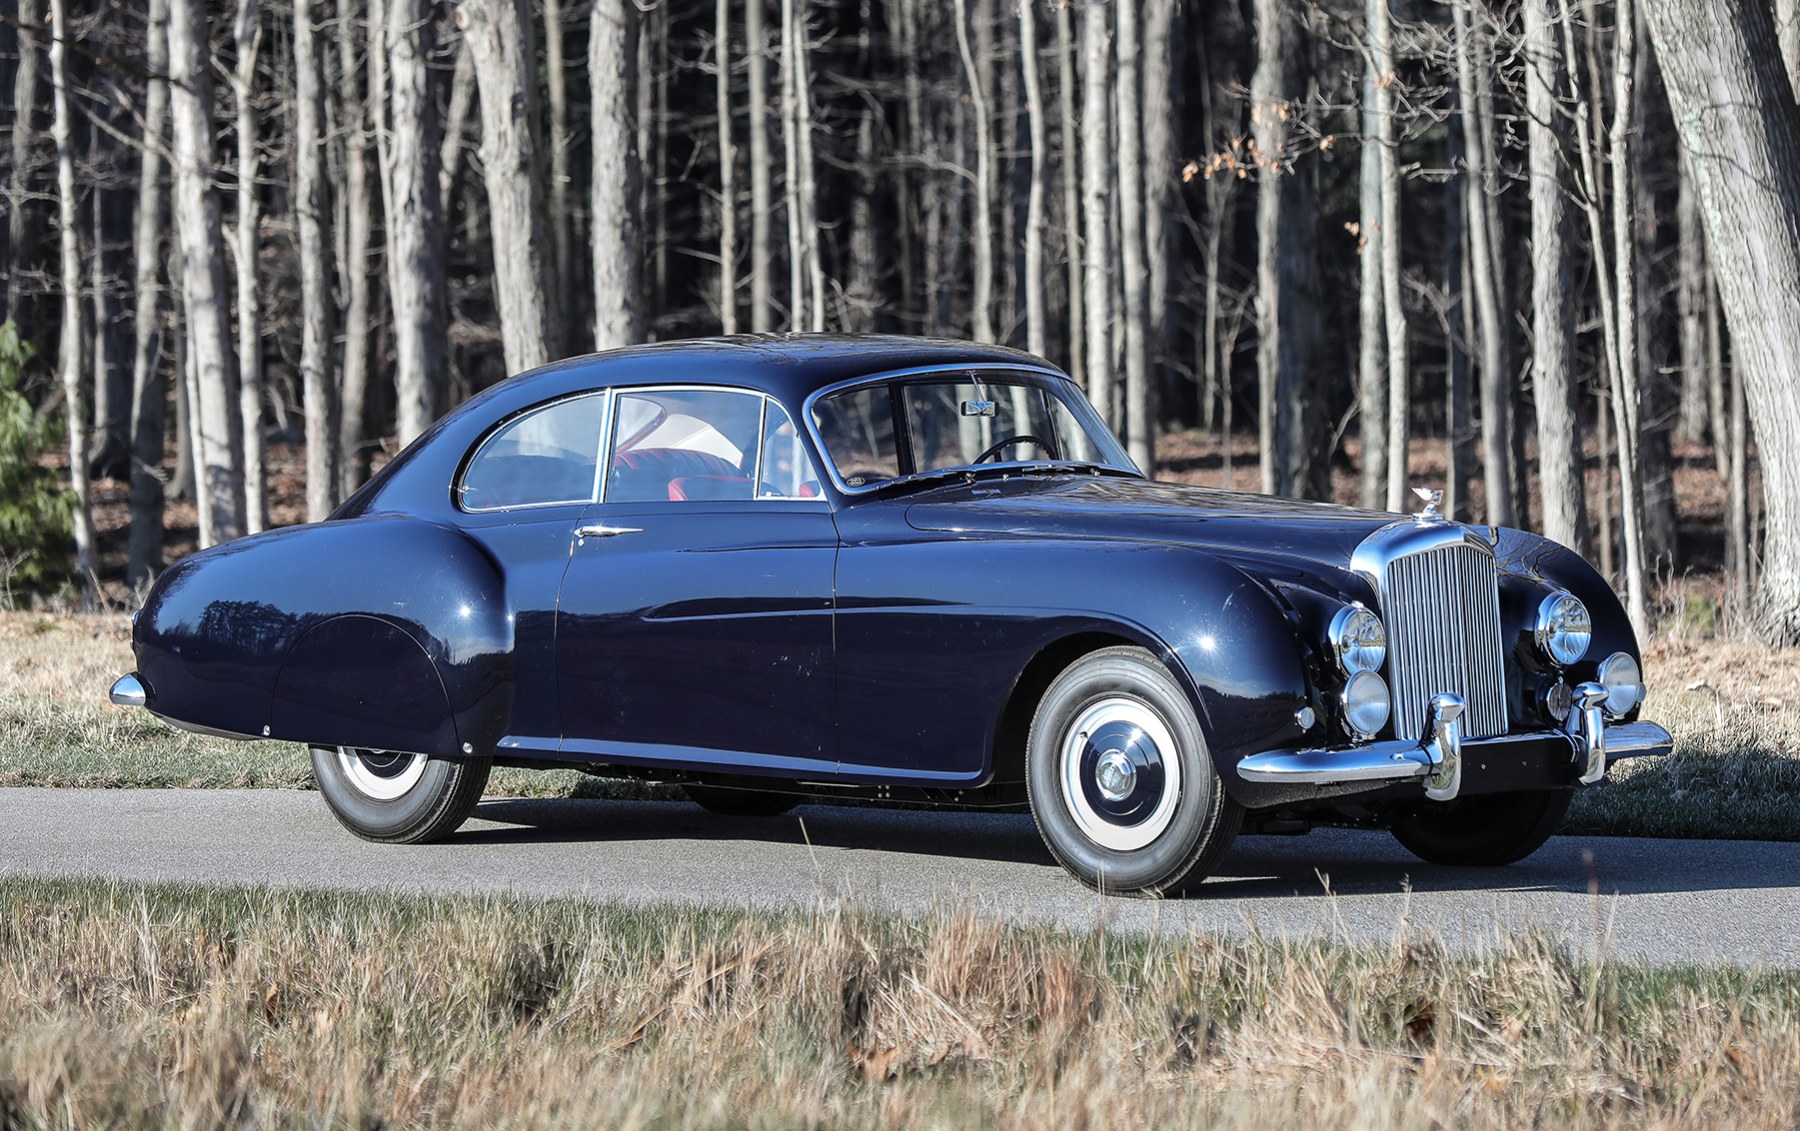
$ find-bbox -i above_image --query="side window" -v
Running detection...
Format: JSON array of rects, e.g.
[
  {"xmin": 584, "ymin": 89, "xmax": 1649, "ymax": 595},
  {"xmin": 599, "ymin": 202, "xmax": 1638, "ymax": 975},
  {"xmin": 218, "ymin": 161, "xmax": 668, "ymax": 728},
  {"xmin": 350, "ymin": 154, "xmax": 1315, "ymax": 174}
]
[
  {"xmin": 756, "ymin": 401, "xmax": 825, "ymax": 499},
  {"xmin": 458, "ymin": 394, "xmax": 605, "ymax": 511},
  {"xmin": 811, "ymin": 385, "xmax": 900, "ymax": 486},
  {"xmin": 608, "ymin": 389, "xmax": 764, "ymax": 503}
]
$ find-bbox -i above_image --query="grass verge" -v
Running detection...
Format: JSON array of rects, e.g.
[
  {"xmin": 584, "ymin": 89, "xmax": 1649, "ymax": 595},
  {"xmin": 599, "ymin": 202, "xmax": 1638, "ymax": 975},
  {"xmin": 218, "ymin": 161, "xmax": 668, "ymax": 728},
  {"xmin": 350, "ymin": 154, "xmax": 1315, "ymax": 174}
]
[
  {"xmin": 4, "ymin": 875, "xmax": 1800, "ymax": 1128},
  {"xmin": 5, "ymin": 612, "xmax": 1799, "ymax": 839}
]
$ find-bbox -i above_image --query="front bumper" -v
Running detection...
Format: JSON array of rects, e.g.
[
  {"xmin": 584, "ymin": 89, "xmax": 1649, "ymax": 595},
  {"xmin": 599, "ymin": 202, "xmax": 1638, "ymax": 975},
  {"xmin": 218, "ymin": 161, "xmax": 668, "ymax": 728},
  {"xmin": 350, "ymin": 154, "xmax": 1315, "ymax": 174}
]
[{"xmin": 1237, "ymin": 685, "xmax": 1671, "ymax": 801}]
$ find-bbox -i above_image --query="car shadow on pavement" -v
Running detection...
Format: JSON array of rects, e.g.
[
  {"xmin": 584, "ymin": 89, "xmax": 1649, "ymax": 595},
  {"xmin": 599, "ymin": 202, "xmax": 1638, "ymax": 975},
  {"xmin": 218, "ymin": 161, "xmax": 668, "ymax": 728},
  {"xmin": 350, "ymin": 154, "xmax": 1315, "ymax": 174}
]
[{"xmin": 461, "ymin": 797, "xmax": 1792, "ymax": 902}]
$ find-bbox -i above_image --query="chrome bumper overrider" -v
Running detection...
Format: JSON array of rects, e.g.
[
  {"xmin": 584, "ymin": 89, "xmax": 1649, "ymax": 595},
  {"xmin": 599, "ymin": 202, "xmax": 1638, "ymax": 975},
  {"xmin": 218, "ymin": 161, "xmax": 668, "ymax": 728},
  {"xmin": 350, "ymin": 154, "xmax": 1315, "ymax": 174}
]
[
  {"xmin": 108, "ymin": 673, "xmax": 147, "ymax": 708},
  {"xmin": 1237, "ymin": 688, "xmax": 1672, "ymax": 800}
]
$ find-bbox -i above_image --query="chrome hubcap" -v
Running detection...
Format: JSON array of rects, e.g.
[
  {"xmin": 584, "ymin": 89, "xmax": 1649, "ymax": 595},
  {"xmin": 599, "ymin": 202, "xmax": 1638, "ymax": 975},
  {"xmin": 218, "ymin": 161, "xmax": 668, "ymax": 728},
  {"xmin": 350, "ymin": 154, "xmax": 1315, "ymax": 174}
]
[
  {"xmin": 1059, "ymin": 696, "xmax": 1182, "ymax": 852},
  {"xmin": 334, "ymin": 746, "xmax": 427, "ymax": 802},
  {"xmin": 1095, "ymin": 751, "xmax": 1136, "ymax": 800}
]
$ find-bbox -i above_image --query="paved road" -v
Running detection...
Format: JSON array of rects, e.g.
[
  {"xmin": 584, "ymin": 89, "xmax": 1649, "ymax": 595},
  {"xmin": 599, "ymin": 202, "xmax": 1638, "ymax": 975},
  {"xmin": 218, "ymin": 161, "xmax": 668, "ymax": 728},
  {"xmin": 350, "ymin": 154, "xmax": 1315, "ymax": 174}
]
[{"xmin": 2, "ymin": 788, "xmax": 1794, "ymax": 968}]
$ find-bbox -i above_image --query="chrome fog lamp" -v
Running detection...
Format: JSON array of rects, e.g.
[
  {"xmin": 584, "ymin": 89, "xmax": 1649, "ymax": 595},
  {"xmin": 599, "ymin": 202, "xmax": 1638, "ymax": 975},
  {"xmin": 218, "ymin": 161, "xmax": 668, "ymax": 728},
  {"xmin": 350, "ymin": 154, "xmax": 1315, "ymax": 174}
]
[
  {"xmin": 1534, "ymin": 591, "xmax": 1592, "ymax": 666},
  {"xmin": 1597, "ymin": 651, "xmax": 1644, "ymax": 718},
  {"xmin": 1342, "ymin": 671, "xmax": 1391, "ymax": 741},
  {"xmin": 1329, "ymin": 605, "xmax": 1388, "ymax": 674}
]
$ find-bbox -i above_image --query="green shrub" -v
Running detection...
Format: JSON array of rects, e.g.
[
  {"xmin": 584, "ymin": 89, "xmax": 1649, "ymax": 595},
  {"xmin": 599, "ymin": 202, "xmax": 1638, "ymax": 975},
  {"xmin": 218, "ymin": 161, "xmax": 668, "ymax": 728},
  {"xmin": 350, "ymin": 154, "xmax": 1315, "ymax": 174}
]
[{"xmin": 0, "ymin": 321, "xmax": 75, "ymax": 605}]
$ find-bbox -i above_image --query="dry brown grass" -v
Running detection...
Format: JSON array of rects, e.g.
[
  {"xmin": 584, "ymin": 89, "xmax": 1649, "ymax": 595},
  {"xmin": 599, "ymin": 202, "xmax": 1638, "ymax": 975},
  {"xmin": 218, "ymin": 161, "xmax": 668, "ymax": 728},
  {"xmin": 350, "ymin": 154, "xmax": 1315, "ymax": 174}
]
[{"xmin": 3, "ymin": 876, "xmax": 1800, "ymax": 1129}]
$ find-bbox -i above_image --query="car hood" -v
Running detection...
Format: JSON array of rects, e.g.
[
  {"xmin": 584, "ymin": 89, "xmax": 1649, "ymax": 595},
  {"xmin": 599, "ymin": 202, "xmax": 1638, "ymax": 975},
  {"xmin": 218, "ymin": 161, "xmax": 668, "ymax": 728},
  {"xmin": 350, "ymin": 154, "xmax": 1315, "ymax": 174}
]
[{"xmin": 902, "ymin": 476, "xmax": 1416, "ymax": 593}]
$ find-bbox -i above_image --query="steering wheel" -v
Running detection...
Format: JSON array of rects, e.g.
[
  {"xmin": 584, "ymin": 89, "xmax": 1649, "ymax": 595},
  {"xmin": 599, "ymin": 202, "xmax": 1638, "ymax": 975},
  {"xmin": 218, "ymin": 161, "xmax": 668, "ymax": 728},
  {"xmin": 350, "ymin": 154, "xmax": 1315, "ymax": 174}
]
[{"xmin": 973, "ymin": 434, "xmax": 1056, "ymax": 464}]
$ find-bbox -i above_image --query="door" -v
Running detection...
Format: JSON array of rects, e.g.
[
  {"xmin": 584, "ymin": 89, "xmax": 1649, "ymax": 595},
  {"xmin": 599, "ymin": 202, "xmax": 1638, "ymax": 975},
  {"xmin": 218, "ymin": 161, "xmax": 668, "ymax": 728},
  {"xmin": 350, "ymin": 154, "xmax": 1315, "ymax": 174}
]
[
  {"xmin": 452, "ymin": 390, "xmax": 610, "ymax": 756},
  {"xmin": 555, "ymin": 387, "xmax": 840, "ymax": 778}
]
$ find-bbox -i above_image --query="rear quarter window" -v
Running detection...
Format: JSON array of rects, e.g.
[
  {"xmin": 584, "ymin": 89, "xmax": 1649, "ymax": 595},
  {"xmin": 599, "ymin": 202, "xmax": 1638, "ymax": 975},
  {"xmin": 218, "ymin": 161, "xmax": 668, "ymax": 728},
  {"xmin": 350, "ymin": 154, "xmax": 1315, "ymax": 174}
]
[{"xmin": 457, "ymin": 394, "xmax": 607, "ymax": 511}]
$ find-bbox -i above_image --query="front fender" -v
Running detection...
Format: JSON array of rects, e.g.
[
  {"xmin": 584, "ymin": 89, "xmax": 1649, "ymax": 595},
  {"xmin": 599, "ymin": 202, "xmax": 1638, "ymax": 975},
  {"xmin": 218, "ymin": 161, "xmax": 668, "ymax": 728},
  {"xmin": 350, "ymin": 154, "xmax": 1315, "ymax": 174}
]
[{"xmin": 133, "ymin": 516, "xmax": 513, "ymax": 751}]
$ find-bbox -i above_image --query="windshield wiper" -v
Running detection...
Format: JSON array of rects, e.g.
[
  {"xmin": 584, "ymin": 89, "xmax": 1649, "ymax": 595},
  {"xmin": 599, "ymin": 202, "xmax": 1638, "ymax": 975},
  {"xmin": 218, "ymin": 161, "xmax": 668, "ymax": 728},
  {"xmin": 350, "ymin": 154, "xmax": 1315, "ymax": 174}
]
[{"xmin": 867, "ymin": 460, "xmax": 1139, "ymax": 496}]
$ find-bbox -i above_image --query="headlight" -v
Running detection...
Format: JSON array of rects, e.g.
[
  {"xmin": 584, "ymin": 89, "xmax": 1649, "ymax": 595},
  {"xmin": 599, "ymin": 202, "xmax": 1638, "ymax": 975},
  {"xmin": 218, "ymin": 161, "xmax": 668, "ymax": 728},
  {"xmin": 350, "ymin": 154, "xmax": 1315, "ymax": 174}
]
[
  {"xmin": 1328, "ymin": 606, "xmax": 1387, "ymax": 674},
  {"xmin": 1534, "ymin": 591, "xmax": 1592, "ymax": 666},
  {"xmin": 1597, "ymin": 652, "xmax": 1644, "ymax": 718},
  {"xmin": 1342, "ymin": 671, "xmax": 1391, "ymax": 740}
]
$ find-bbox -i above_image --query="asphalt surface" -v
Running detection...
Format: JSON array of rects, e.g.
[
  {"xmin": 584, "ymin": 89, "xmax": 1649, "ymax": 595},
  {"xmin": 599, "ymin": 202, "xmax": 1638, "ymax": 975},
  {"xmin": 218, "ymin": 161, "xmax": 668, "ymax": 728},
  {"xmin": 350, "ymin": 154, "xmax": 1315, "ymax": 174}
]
[{"xmin": 2, "ymin": 787, "xmax": 1795, "ymax": 968}]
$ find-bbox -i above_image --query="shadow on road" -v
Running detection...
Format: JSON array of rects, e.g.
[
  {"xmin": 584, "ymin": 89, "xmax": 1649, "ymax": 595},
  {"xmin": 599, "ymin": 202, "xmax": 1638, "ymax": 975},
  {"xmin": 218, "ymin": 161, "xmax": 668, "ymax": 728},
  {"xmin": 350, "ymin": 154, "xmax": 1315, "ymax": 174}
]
[{"xmin": 462, "ymin": 796, "xmax": 1785, "ymax": 902}]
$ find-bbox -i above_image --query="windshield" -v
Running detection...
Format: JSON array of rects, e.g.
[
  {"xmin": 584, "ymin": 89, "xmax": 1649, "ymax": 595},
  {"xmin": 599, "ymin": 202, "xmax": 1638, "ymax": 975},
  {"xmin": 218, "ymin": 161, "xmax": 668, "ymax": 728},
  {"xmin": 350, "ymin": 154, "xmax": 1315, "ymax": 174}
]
[{"xmin": 810, "ymin": 371, "xmax": 1136, "ymax": 490}]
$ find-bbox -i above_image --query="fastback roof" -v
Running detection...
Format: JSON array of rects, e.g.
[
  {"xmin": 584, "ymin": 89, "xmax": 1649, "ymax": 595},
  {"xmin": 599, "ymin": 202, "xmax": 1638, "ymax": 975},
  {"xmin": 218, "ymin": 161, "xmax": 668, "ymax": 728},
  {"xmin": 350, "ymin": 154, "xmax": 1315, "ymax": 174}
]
[
  {"xmin": 498, "ymin": 334, "xmax": 1057, "ymax": 406},
  {"xmin": 339, "ymin": 334, "xmax": 1061, "ymax": 519}
]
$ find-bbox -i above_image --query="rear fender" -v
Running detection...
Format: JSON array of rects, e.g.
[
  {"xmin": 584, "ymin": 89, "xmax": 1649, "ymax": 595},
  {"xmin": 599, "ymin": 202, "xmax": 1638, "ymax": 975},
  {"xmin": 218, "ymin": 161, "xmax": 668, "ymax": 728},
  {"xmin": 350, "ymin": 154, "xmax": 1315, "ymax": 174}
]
[{"xmin": 133, "ymin": 516, "xmax": 513, "ymax": 751}]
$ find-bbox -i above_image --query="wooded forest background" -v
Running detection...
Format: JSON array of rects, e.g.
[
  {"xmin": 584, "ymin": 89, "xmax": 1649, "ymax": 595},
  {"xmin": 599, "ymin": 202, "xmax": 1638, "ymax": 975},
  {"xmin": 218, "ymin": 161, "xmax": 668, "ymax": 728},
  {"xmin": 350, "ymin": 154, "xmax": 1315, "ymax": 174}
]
[{"xmin": 4, "ymin": 0, "xmax": 1800, "ymax": 641}]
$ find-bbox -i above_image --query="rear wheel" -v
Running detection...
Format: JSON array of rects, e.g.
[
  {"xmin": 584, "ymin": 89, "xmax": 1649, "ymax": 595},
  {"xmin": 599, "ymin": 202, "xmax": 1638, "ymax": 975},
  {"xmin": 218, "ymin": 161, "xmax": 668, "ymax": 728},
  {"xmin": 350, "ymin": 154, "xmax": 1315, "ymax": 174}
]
[
  {"xmin": 310, "ymin": 745, "xmax": 490, "ymax": 844},
  {"xmin": 1026, "ymin": 647, "xmax": 1242, "ymax": 896},
  {"xmin": 1388, "ymin": 788, "xmax": 1573, "ymax": 867},
  {"xmin": 682, "ymin": 784, "xmax": 801, "ymax": 817}
]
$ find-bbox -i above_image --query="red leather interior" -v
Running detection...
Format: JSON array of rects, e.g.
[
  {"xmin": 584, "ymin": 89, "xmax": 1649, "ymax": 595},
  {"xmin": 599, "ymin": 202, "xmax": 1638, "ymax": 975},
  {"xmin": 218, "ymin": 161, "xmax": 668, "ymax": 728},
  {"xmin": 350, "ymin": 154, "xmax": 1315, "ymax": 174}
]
[
  {"xmin": 610, "ymin": 447, "xmax": 744, "ymax": 501},
  {"xmin": 667, "ymin": 475, "xmax": 752, "ymax": 501}
]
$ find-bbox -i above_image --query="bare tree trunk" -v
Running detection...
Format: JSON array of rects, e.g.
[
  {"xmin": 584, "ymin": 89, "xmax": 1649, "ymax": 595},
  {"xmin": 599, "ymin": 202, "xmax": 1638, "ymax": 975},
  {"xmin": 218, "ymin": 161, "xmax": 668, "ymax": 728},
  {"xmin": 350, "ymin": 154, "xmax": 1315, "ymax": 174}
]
[
  {"xmin": 1705, "ymin": 255, "xmax": 1729, "ymax": 484},
  {"xmin": 790, "ymin": 0, "xmax": 825, "ymax": 331},
  {"xmin": 1019, "ymin": 0, "xmax": 1047, "ymax": 357},
  {"xmin": 337, "ymin": 7, "xmax": 373, "ymax": 496},
  {"xmin": 1255, "ymin": 0, "xmax": 1326, "ymax": 498},
  {"xmin": 716, "ymin": 0, "xmax": 737, "ymax": 334},
  {"xmin": 1674, "ymin": 151, "xmax": 1709, "ymax": 446},
  {"xmin": 231, "ymin": 0, "xmax": 265, "ymax": 534},
  {"xmin": 1525, "ymin": 0, "xmax": 1589, "ymax": 553},
  {"xmin": 128, "ymin": 0, "xmax": 171, "ymax": 587},
  {"xmin": 1445, "ymin": 99, "xmax": 1473, "ymax": 521},
  {"xmin": 1052, "ymin": 0, "xmax": 1084, "ymax": 384},
  {"xmin": 1370, "ymin": 0, "xmax": 1410, "ymax": 511},
  {"xmin": 1609, "ymin": 0, "xmax": 1652, "ymax": 639},
  {"xmin": 6, "ymin": 0, "xmax": 44, "ymax": 331},
  {"xmin": 49, "ymin": 0, "xmax": 97, "ymax": 598},
  {"xmin": 1357, "ymin": 61, "xmax": 1387, "ymax": 509},
  {"xmin": 1253, "ymin": 0, "xmax": 1280, "ymax": 494},
  {"xmin": 439, "ymin": 40, "xmax": 474, "ymax": 218},
  {"xmin": 387, "ymin": 0, "xmax": 448, "ymax": 444},
  {"xmin": 1779, "ymin": 0, "xmax": 1800, "ymax": 100},
  {"xmin": 169, "ymin": 0, "xmax": 246, "ymax": 545},
  {"xmin": 1116, "ymin": 0, "xmax": 1153, "ymax": 470},
  {"xmin": 780, "ymin": 0, "xmax": 804, "ymax": 330},
  {"xmin": 1644, "ymin": 0, "xmax": 1800, "ymax": 639},
  {"xmin": 88, "ymin": 126, "xmax": 133, "ymax": 483},
  {"xmin": 591, "ymin": 0, "xmax": 640, "ymax": 349},
  {"xmin": 295, "ymin": 0, "xmax": 338, "ymax": 520},
  {"xmin": 1142, "ymin": 0, "xmax": 1177, "ymax": 370},
  {"xmin": 1454, "ymin": 0, "xmax": 1514, "ymax": 527},
  {"xmin": 460, "ymin": 0, "xmax": 559, "ymax": 372},
  {"xmin": 545, "ymin": 0, "xmax": 574, "ymax": 352},
  {"xmin": 954, "ymin": 0, "xmax": 996, "ymax": 342},
  {"xmin": 1728, "ymin": 334, "xmax": 1749, "ymax": 612},
  {"xmin": 1080, "ymin": 0, "xmax": 1112, "ymax": 421},
  {"xmin": 747, "ymin": 0, "xmax": 773, "ymax": 332}
]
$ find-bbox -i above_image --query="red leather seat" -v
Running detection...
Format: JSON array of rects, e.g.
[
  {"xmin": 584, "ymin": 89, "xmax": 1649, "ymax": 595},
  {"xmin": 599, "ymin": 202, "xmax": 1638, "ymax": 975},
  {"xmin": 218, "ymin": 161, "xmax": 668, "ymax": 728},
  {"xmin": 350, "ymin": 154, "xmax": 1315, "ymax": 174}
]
[
  {"xmin": 668, "ymin": 475, "xmax": 752, "ymax": 501},
  {"xmin": 610, "ymin": 447, "xmax": 744, "ymax": 502}
]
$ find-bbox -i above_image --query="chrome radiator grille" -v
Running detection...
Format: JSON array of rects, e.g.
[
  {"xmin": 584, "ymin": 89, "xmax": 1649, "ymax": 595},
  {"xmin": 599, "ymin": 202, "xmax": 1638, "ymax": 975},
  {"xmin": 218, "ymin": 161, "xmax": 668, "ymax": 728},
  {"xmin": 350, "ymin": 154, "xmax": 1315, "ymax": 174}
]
[{"xmin": 1379, "ymin": 540, "xmax": 1510, "ymax": 741}]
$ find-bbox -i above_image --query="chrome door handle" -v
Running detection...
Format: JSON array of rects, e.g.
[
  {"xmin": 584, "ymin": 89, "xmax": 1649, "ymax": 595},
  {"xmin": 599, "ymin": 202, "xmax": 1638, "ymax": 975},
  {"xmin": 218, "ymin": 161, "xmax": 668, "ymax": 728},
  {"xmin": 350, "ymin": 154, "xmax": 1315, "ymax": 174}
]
[{"xmin": 575, "ymin": 523, "xmax": 642, "ymax": 540}]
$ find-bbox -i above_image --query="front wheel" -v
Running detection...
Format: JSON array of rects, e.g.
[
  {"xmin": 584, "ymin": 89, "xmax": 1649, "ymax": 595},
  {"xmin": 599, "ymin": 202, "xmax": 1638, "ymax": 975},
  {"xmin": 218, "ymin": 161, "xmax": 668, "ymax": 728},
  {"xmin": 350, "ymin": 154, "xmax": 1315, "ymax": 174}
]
[
  {"xmin": 1388, "ymin": 788, "xmax": 1573, "ymax": 867},
  {"xmin": 1026, "ymin": 647, "xmax": 1242, "ymax": 896},
  {"xmin": 310, "ymin": 745, "xmax": 491, "ymax": 844}
]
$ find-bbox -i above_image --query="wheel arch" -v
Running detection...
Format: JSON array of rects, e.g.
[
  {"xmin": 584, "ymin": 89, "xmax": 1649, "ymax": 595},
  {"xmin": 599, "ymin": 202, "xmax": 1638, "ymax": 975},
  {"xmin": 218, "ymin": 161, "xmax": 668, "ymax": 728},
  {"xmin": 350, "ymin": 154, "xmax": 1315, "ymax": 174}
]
[
  {"xmin": 984, "ymin": 556, "xmax": 1314, "ymax": 804},
  {"xmin": 990, "ymin": 630, "xmax": 1144, "ymax": 785}
]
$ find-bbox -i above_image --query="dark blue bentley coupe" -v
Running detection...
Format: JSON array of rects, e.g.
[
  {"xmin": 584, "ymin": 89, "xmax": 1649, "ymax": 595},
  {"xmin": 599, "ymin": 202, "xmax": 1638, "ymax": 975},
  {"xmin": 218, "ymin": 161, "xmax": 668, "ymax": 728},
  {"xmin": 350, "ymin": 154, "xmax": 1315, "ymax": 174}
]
[{"xmin": 110, "ymin": 335, "xmax": 1669, "ymax": 894}]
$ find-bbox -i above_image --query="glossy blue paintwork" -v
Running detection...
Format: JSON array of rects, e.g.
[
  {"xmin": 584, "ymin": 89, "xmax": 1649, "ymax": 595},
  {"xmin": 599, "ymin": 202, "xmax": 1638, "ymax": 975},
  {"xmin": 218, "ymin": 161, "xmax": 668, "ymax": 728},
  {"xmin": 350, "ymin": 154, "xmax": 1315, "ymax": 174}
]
[{"xmin": 125, "ymin": 334, "xmax": 1645, "ymax": 813}]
